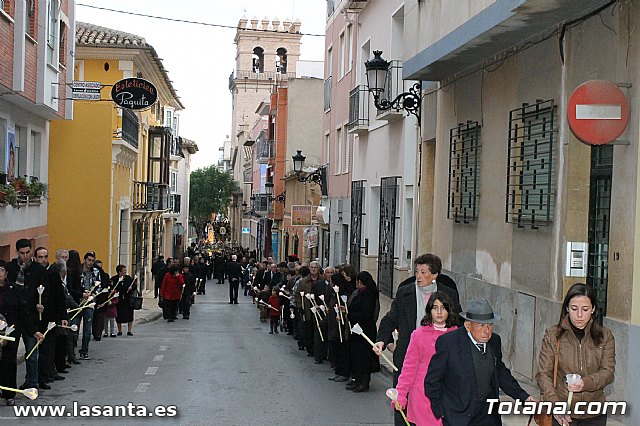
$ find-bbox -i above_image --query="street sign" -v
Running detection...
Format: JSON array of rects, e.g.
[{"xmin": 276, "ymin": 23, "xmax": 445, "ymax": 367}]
[
  {"xmin": 111, "ymin": 78, "xmax": 158, "ymax": 110},
  {"xmin": 71, "ymin": 81, "xmax": 101, "ymax": 100},
  {"xmin": 567, "ymin": 80, "xmax": 630, "ymax": 145}
]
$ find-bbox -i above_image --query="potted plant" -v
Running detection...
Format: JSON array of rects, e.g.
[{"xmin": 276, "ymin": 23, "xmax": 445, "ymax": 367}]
[
  {"xmin": 11, "ymin": 176, "xmax": 26, "ymax": 192},
  {"xmin": 25, "ymin": 181, "xmax": 47, "ymax": 201},
  {"xmin": 0, "ymin": 183, "xmax": 19, "ymax": 207}
]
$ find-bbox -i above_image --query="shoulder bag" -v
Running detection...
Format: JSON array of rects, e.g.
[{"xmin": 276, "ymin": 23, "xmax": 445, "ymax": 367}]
[{"xmin": 529, "ymin": 339, "xmax": 560, "ymax": 426}]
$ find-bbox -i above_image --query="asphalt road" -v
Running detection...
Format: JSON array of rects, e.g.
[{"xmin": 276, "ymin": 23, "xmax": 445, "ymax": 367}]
[{"xmin": 1, "ymin": 279, "xmax": 395, "ymax": 425}]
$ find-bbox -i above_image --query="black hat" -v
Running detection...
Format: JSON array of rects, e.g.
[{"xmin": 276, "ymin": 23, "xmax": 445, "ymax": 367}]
[{"xmin": 459, "ymin": 299, "xmax": 501, "ymax": 324}]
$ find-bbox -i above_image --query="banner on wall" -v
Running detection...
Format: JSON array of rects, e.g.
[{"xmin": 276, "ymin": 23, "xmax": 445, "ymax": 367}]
[
  {"xmin": 304, "ymin": 226, "xmax": 318, "ymax": 249},
  {"xmin": 291, "ymin": 205, "xmax": 313, "ymax": 226},
  {"xmin": 6, "ymin": 130, "xmax": 15, "ymax": 180}
]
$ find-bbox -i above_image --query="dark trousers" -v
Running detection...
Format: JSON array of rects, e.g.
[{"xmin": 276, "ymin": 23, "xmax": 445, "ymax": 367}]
[
  {"xmin": 303, "ymin": 320, "xmax": 315, "ymax": 356},
  {"xmin": 38, "ymin": 331, "xmax": 55, "ymax": 383},
  {"xmin": 313, "ymin": 324, "xmax": 328, "ymax": 362},
  {"xmin": 553, "ymin": 416, "xmax": 607, "ymax": 426},
  {"xmin": 67, "ymin": 316, "xmax": 80, "ymax": 362},
  {"xmin": 269, "ymin": 317, "xmax": 279, "ymax": 333},
  {"xmin": 181, "ymin": 302, "xmax": 191, "ymax": 319},
  {"xmin": 92, "ymin": 310, "xmax": 106, "ymax": 339},
  {"xmin": 229, "ymin": 279, "xmax": 239, "ymax": 303},
  {"xmin": 330, "ymin": 340, "xmax": 350, "ymax": 378},
  {"xmin": 0, "ymin": 340, "xmax": 18, "ymax": 399},
  {"xmin": 162, "ymin": 300, "xmax": 178, "ymax": 319},
  {"xmin": 216, "ymin": 270, "xmax": 224, "ymax": 283},
  {"xmin": 54, "ymin": 331, "xmax": 67, "ymax": 372}
]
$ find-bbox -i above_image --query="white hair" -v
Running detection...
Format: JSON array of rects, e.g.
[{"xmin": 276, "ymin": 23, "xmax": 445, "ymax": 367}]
[{"xmin": 231, "ymin": 254, "xmax": 237, "ymax": 261}]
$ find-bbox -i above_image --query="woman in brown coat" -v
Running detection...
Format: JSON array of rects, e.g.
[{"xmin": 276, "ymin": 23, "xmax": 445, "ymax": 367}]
[{"xmin": 536, "ymin": 283, "xmax": 615, "ymax": 426}]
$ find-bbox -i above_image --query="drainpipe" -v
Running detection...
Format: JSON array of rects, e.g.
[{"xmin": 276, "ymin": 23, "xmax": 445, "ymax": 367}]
[{"xmin": 550, "ymin": 35, "xmax": 570, "ymax": 301}]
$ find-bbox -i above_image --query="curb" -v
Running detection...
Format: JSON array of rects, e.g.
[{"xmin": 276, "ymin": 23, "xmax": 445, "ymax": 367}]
[{"xmin": 16, "ymin": 308, "xmax": 163, "ymax": 365}]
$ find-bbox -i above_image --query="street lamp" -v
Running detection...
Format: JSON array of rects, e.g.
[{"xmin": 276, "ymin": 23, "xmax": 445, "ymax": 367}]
[
  {"xmin": 291, "ymin": 150, "xmax": 324, "ymax": 186},
  {"xmin": 265, "ymin": 177, "xmax": 274, "ymax": 196},
  {"xmin": 292, "ymin": 150, "xmax": 306, "ymax": 173},
  {"xmin": 365, "ymin": 50, "xmax": 421, "ymax": 123}
]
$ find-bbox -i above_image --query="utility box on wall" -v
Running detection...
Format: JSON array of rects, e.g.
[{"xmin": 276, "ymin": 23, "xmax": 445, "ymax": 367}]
[{"xmin": 565, "ymin": 242, "xmax": 587, "ymax": 277}]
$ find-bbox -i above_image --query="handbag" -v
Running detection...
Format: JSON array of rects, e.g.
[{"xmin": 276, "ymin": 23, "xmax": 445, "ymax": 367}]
[
  {"xmin": 529, "ymin": 339, "xmax": 560, "ymax": 426},
  {"xmin": 129, "ymin": 289, "xmax": 143, "ymax": 310},
  {"xmin": 158, "ymin": 296, "xmax": 165, "ymax": 309}
]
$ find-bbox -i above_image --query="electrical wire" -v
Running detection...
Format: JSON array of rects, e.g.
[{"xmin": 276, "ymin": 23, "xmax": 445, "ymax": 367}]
[{"xmin": 76, "ymin": 3, "xmax": 325, "ymax": 37}]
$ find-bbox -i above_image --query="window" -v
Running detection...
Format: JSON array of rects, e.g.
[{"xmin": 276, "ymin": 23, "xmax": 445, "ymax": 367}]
[
  {"xmin": 506, "ymin": 99, "xmax": 556, "ymax": 228},
  {"xmin": 276, "ymin": 47, "xmax": 287, "ymax": 73},
  {"xmin": 164, "ymin": 109, "xmax": 173, "ymax": 128},
  {"xmin": 324, "ymin": 134, "xmax": 330, "ymax": 164},
  {"xmin": 30, "ymin": 131, "xmax": 42, "ymax": 181},
  {"xmin": 326, "ymin": 47, "xmax": 332, "ymax": 78},
  {"xmin": 25, "ymin": 0, "xmax": 36, "ymax": 37},
  {"xmin": 345, "ymin": 25, "xmax": 352, "ymax": 74},
  {"xmin": 335, "ymin": 127, "xmax": 343, "ymax": 175},
  {"xmin": 448, "ymin": 121, "xmax": 481, "ymax": 223},
  {"xmin": 339, "ymin": 31, "xmax": 345, "ymax": 78},
  {"xmin": 343, "ymin": 127, "xmax": 350, "ymax": 174},
  {"xmin": 58, "ymin": 21, "xmax": 66, "ymax": 66},
  {"xmin": 15, "ymin": 126, "xmax": 26, "ymax": 179},
  {"xmin": 170, "ymin": 170, "xmax": 177, "ymax": 193},
  {"xmin": 47, "ymin": 0, "xmax": 58, "ymax": 66},
  {"xmin": 252, "ymin": 47, "xmax": 264, "ymax": 73}
]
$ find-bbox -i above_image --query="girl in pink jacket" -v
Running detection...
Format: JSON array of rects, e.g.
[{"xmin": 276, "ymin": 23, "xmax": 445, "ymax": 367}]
[{"xmin": 395, "ymin": 292, "xmax": 458, "ymax": 426}]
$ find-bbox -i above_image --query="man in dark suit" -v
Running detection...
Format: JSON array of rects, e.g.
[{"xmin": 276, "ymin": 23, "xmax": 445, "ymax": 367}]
[
  {"xmin": 226, "ymin": 255, "xmax": 242, "ymax": 304},
  {"xmin": 424, "ymin": 299, "xmax": 534, "ymax": 426},
  {"xmin": 266, "ymin": 263, "xmax": 282, "ymax": 288},
  {"xmin": 374, "ymin": 253, "xmax": 461, "ymax": 426}
]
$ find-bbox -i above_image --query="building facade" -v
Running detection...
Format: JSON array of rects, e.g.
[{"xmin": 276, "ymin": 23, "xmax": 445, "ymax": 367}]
[
  {"xmin": 0, "ymin": 0, "xmax": 74, "ymax": 260},
  {"xmin": 402, "ymin": 0, "xmax": 639, "ymax": 421},
  {"xmin": 49, "ymin": 22, "xmax": 185, "ymax": 290},
  {"xmin": 228, "ymin": 17, "xmax": 302, "ymax": 255}
]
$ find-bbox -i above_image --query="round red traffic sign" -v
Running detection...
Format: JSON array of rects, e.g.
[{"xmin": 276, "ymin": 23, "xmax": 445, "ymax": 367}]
[{"xmin": 567, "ymin": 80, "xmax": 630, "ymax": 145}]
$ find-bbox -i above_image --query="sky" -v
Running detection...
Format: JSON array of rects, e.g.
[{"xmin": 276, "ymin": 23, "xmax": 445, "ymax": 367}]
[{"xmin": 75, "ymin": 0, "xmax": 327, "ymax": 170}]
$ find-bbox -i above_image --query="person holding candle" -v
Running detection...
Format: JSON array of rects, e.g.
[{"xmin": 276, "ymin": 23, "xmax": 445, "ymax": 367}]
[
  {"xmin": 327, "ymin": 267, "xmax": 355, "ymax": 383},
  {"xmin": 267, "ymin": 287, "xmax": 281, "ymax": 334},
  {"xmin": 536, "ymin": 283, "xmax": 615, "ymax": 426},
  {"xmin": 0, "ymin": 260, "xmax": 38, "ymax": 406},
  {"xmin": 113, "ymin": 265, "xmax": 136, "ymax": 334},
  {"xmin": 347, "ymin": 271, "xmax": 380, "ymax": 392},
  {"xmin": 394, "ymin": 292, "xmax": 457, "ymax": 425},
  {"xmin": 160, "ymin": 266, "xmax": 183, "ymax": 322}
]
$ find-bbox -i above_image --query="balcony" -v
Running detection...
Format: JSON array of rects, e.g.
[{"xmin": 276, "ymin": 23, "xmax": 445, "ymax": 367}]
[
  {"xmin": 348, "ymin": 85, "xmax": 369, "ymax": 134},
  {"xmin": 122, "ymin": 109, "xmax": 139, "ymax": 149},
  {"xmin": 170, "ymin": 193, "xmax": 181, "ymax": 214},
  {"xmin": 377, "ymin": 60, "xmax": 407, "ymax": 122},
  {"xmin": 253, "ymin": 194, "xmax": 271, "ymax": 213},
  {"xmin": 345, "ymin": 0, "xmax": 368, "ymax": 11},
  {"xmin": 133, "ymin": 182, "xmax": 170, "ymax": 211},
  {"xmin": 256, "ymin": 139, "xmax": 275, "ymax": 164},
  {"xmin": 231, "ymin": 70, "xmax": 297, "ymax": 84},
  {"xmin": 324, "ymin": 76, "xmax": 332, "ymax": 112}
]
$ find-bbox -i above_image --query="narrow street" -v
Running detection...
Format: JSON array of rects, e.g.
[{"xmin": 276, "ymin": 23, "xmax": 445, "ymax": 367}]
[{"xmin": 1, "ymin": 279, "xmax": 394, "ymax": 425}]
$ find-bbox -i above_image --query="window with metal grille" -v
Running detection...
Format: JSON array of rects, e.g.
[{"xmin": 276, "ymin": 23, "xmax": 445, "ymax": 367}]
[
  {"xmin": 448, "ymin": 121, "xmax": 481, "ymax": 223},
  {"xmin": 506, "ymin": 99, "xmax": 556, "ymax": 229}
]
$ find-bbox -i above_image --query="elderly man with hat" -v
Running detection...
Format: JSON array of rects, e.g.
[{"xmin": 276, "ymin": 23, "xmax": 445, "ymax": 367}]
[{"xmin": 424, "ymin": 299, "xmax": 535, "ymax": 426}]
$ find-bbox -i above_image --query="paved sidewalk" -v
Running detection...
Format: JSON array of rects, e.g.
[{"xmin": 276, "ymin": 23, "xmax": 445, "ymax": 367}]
[{"xmin": 16, "ymin": 289, "xmax": 162, "ymax": 364}]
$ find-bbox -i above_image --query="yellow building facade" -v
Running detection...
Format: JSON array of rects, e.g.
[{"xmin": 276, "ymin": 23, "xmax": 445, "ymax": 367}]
[{"xmin": 49, "ymin": 23, "xmax": 183, "ymax": 290}]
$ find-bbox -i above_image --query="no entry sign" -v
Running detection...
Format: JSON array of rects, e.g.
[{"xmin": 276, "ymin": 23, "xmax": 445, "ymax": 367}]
[{"xmin": 567, "ymin": 80, "xmax": 630, "ymax": 145}]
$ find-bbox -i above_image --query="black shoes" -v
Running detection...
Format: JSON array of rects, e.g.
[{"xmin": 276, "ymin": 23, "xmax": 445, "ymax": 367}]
[
  {"xmin": 117, "ymin": 331, "xmax": 123, "ymax": 336},
  {"xmin": 52, "ymin": 375, "xmax": 65, "ymax": 381},
  {"xmin": 80, "ymin": 353, "xmax": 90, "ymax": 360},
  {"xmin": 38, "ymin": 383, "xmax": 51, "ymax": 390},
  {"xmin": 334, "ymin": 376, "xmax": 349, "ymax": 382},
  {"xmin": 345, "ymin": 381, "xmax": 357, "ymax": 390},
  {"xmin": 314, "ymin": 361, "xmax": 323, "ymax": 365},
  {"xmin": 352, "ymin": 384, "xmax": 369, "ymax": 393},
  {"xmin": 127, "ymin": 332, "xmax": 133, "ymax": 336}
]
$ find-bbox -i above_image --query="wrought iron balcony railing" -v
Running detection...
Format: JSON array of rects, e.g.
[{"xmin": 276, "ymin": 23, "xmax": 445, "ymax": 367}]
[
  {"xmin": 170, "ymin": 193, "xmax": 181, "ymax": 213},
  {"xmin": 133, "ymin": 181, "xmax": 170, "ymax": 211},
  {"xmin": 348, "ymin": 85, "xmax": 369, "ymax": 133}
]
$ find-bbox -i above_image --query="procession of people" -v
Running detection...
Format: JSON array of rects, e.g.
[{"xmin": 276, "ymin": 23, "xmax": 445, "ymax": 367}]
[{"xmin": 0, "ymin": 238, "xmax": 618, "ymax": 426}]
